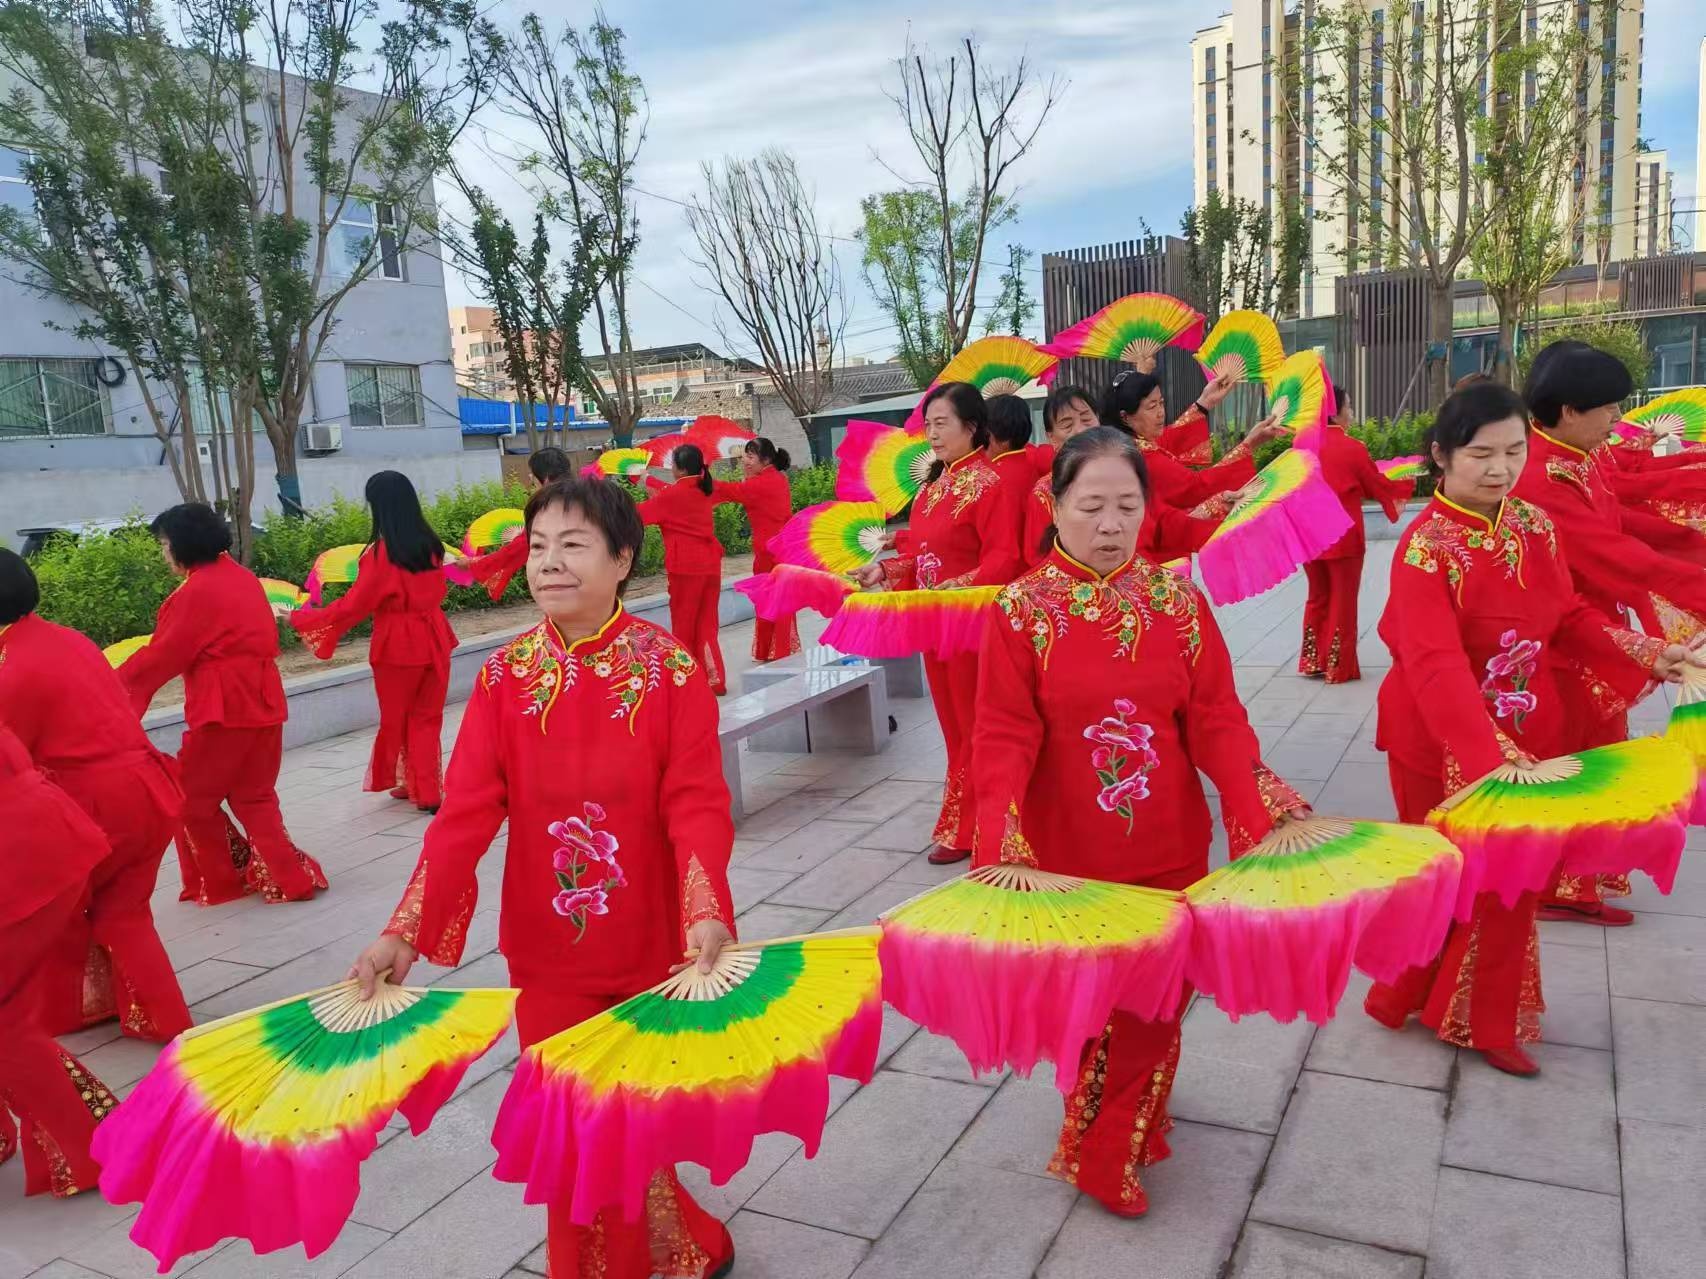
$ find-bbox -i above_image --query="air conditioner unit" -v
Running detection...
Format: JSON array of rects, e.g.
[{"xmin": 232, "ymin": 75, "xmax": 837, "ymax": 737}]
[{"xmin": 304, "ymin": 422, "xmax": 344, "ymax": 452}]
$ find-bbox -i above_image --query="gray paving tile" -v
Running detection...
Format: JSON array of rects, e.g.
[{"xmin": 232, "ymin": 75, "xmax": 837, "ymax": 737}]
[
  {"xmin": 768, "ymin": 848, "xmax": 912, "ymax": 912},
  {"xmin": 1621, "ymin": 1118, "xmax": 1706, "ymax": 1279},
  {"xmin": 948, "ymin": 1069, "xmax": 1063, "ymax": 1176},
  {"xmin": 882, "ymin": 852, "xmax": 968, "ymax": 887},
  {"xmin": 1444, "ymin": 1044, "xmax": 1619, "ymax": 1194},
  {"xmin": 18, "ymin": 1263, "xmax": 114, "ymax": 1279},
  {"xmin": 858, "ymin": 803, "xmax": 940, "ymax": 853},
  {"xmin": 745, "ymin": 1071, "xmax": 990, "ymax": 1239},
  {"xmin": 1426, "ymin": 1167, "xmax": 1622, "ymax": 1279},
  {"xmin": 171, "ymin": 959, "xmax": 268, "ymax": 1005},
  {"xmin": 350, "ymin": 1072, "xmax": 510, "ymax": 1231},
  {"xmin": 827, "ymin": 781, "xmax": 942, "ymax": 825},
  {"xmin": 180, "ymin": 1224, "xmax": 389, "ymax": 1277},
  {"xmin": 1624, "ymin": 855, "xmax": 1706, "ymax": 918},
  {"xmin": 1170, "ymin": 1000, "xmax": 1315, "ymax": 1135},
  {"xmin": 1612, "ymin": 997, "xmax": 1706, "ymax": 1128},
  {"xmin": 1539, "ymin": 917, "xmax": 1608, "ymax": 950},
  {"xmin": 852, "ymin": 1160, "xmax": 1075, "ymax": 1279},
  {"xmin": 1538, "ymin": 941, "xmax": 1612, "ymax": 1049},
  {"xmin": 874, "ymin": 1005, "xmax": 919, "ymax": 1067},
  {"xmin": 1608, "ymin": 911, "xmax": 1706, "ymax": 1005},
  {"xmin": 725, "ymin": 1212, "xmax": 868, "ymax": 1279},
  {"xmin": 0, "ymin": 1170, "xmax": 137, "ymax": 1279},
  {"xmin": 1305, "ymin": 972, "xmax": 1455, "ymax": 1089},
  {"xmin": 727, "ymin": 865, "xmax": 799, "ymax": 910},
  {"xmin": 734, "ymin": 903, "xmax": 833, "ymax": 941},
  {"xmin": 887, "ymin": 1028, "xmax": 1006, "ymax": 1088},
  {"xmin": 1251, "ymin": 1071, "xmax": 1445, "ymax": 1254},
  {"xmin": 823, "ymin": 878, "xmax": 933, "ymax": 932},
  {"xmin": 1229, "ymin": 1223, "xmax": 1423, "ymax": 1279},
  {"xmin": 736, "ymin": 794, "xmax": 847, "ymax": 842},
  {"xmin": 339, "ymin": 1169, "xmax": 544, "ymax": 1279},
  {"xmin": 1039, "ymin": 1122, "xmax": 1270, "ymax": 1279},
  {"xmin": 739, "ymin": 819, "xmax": 875, "ymax": 876},
  {"xmin": 62, "ymin": 1208, "xmax": 217, "ymax": 1278}
]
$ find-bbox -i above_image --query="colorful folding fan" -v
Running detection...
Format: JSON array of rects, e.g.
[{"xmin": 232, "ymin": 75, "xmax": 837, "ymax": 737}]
[
  {"xmin": 1624, "ymin": 388, "xmax": 1706, "ymax": 444},
  {"xmin": 904, "ymin": 337, "xmax": 1060, "ymax": 431},
  {"xmin": 1264, "ymin": 350, "xmax": 1336, "ymax": 439},
  {"xmin": 1196, "ymin": 310, "xmax": 1286, "ymax": 385},
  {"xmin": 103, "ymin": 634, "xmax": 151, "ymax": 666},
  {"xmin": 836, "ymin": 419, "xmax": 935, "ymax": 514},
  {"xmin": 641, "ymin": 432, "xmax": 691, "ymax": 465},
  {"xmin": 590, "ymin": 447, "xmax": 653, "ymax": 479},
  {"xmin": 733, "ymin": 564, "xmax": 855, "ymax": 621},
  {"xmin": 686, "ymin": 414, "xmax": 755, "ymax": 459},
  {"xmin": 1041, "ymin": 292, "xmax": 1206, "ymax": 365},
  {"xmin": 1197, "ymin": 450, "xmax": 1353, "ymax": 606},
  {"xmin": 1183, "ymin": 817, "xmax": 1462, "ymax": 1024},
  {"xmin": 1429, "ymin": 736, "xmax": 1697, "ymax": 914},
  {"xmin": 878, "ymin": 863, "xmax": 1191, "ymax": 1088},
  {"xmin": 768, "ymin": 501, "xmax": 889, "ymax": 574},
  {"xmin": 304, "ymin": 543, "xmax": 365, "ymax": 605},
  {"xmin": 820, "ymin": 586, "xmax": 1001, "ymax": 660},
  {"xmin": 461, "ymin": 508, "xmax": 526, "ymax": 557},
  {"xmin": 257, "ymin": 578, "xmax": 309, "ymax": 609},
  {"xmin": 1607, "ymin": 422, "xmax": 1653, "ymax": 450},
  {"xmin": 490, "ymin": 929, "xmax": 882, "ymax": 1224},
  {"xmin": 92, "ymin": 978, "xmax": 517, "ymax": 1271},
  {"xmin": 1376, "ymin": 455, "xmax": 1426, "ymax": 482},
  {"xmin": 1664, "ymin": 663, "xmax": 1706, "ymax": 822}
]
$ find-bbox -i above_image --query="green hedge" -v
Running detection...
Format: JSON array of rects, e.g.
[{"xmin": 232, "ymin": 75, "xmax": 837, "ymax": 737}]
[
  {"xmin": 30, "ymin": 464, "xmax": 841, "ymax": 648},
  {"xmin": 1250, "ymin": 414, "xmax": 1435, "ymax": 495}
]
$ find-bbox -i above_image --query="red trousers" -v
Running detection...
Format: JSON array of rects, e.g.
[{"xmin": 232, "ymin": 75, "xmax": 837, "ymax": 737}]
[
  {"xmin": 667, "ymin": 574, "xmax": 726, "ymax": 695},
  {"xmin": 512, "ymin": 980, "xmax": 733, "ymax": 1279},
  {"xmin": 751, "ymin": 613, "xmax": 801, "ymax": 664},
  {"xmin": 0, "ymin": 887, "xmax": 118, "ymax": 1197},
  {"xmin": 368, "ymin": 657, "xmax": 449, "ymax": 808},
  {"xmin": 924, "ymin": 653, "xmax": 978, "ymax": 850},
  {"xmin": 178, "ymin": 725, "xmax": 326, "ymax": 905},
  {"xmin": 1299, "ymin": 556, "xmax": 1363, "ymax": 683},
  {"xmin": 1365, "ymin": 758, "xmax": 1544, "ymax": 1049}
]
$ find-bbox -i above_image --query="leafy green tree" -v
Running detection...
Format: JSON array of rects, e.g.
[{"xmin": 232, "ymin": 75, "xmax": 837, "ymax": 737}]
[
  {"xmin": 984, "ymin": 244, "xmax": 1037, "ymax": 337},
  {"xmin": 1516, "ymin": 317, "xmax": 1650, "ymax": 390},
  {"xmin": 1181, "ymin": 190, "xmax": 1306, "ymax": 324}
]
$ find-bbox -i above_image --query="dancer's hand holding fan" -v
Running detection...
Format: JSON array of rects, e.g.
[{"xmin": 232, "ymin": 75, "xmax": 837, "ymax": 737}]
[
  {"xmin": 1196, "ymin": 446, "xmax": 1354, "ymax": 605},
  {"xmin": 1196, "ymin": 310, "xmax": 1286, "ymax": 386}
]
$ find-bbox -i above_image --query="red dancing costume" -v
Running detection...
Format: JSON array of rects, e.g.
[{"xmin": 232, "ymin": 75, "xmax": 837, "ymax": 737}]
[
  {"xmin": 0, "ymin": 723, "xmax": 120, "ymax": 1199},
  {"xmin": 881, "ymin": 452, "xmax": 1022, "ymax": 850},
  {"xmin": 0, "ymin": 616, "xmax": 190, "ymax": 1041},
  {"xmin": 1022, "ymin": 479, "xmax": 1217, "ymax": 571},
  {"xmin": 1156, "ymin": 405, "xmax": 1214, "ymax": 466},
  {"xmin": 1366, "ymin": 495, "xmax": 1664, "ymax": 1049},
  {"xmin": 972, "ymin": 547, "xmax": 1303, "ymax": 1214},
  {"xmin": 290, "ymin": 543, "xmax": 457, "ymax": 809},
  {"xmin": 468, "ymin": 533, "xmax": 528, "ymax": 602},
  {"xmin": 715, "ymin": 466, "xmax": 800, "ymax": 662},
  {"xmin": 641, "ymin": 478, "xmax": 728, "ymax": 694},
  {"xmin": 380, "ymin": 607, "xmax": 735, "ymax": 1278},
  {"xmin": 122, "ymin": 553, "xmax": 326, "ymax": 904},
  {"xmin": 1297, "ymin": 425, "xmax": 1412, "ymax": 683}
]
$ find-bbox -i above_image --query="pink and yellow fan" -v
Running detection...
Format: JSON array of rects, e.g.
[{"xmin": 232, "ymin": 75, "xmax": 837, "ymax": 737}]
[
  {"xmin": 490, "ymin": 929, "xmax": 882, "ymax": 1224},
  {"xmin": 768, "ymin": 501, "xmax": 889, "ymax": 574},
  {"xmin": 1429, "ymin": 735, "xmax": 1696, "ymax": 916},
  {"xmin": 439, "ymin": 542, "xmax": 475, "ymax": 589},
  {"xmin": 821, "ymin": 586, "xmax": 1002, "ymax": 660},
  {"xmin": 1196, "ymin": 310, "xmax": 1286, "ymax": 385},
  {"xmin": 1624, "ymin": 388, "xmax": 1706, "ymax": 444},
  {"xmin": 1184, "ymin": 817, "xmax": 1462, "ymax": 1024},
  {"xmin": 878, "ymin": 863, "xmax": 1192, "ymax": 1089},
  {"xmin": 92, "ymin": 977, "xmax": 517, "ymax": 1272},
  {"xmin": 588, "ymin": 447, "xmax": 653, "ymax": 479},
  {"xmin": 1377, "ymin": 455, "xmax": 1426, "ymax": 482},
  {"xmin": 641, "ymin": 432, "xmax": 691, "ymax": 465},
  {"xmin": 304, "ymin": 544, "xmax": 365, "ymax": 605},
  {"xmin": 836, "ymin": 419, "xmax": 935, "ymax": 515},
  {"xmin": 461, "ymin": 508, "xmax": 526, "ymax": 558},
  {"xmin": 1264, "ymin": 350, "xmax": 1336, "ymax": 443},
  {"xmin": 733, "ymin": 564, "xmax": 856, "ymax": 622},
  {"xmin": 686, "ymin": 414, "xmax": 755, "ymax": 459},
  {"xmin": 258, "ymin": 578, "xmax": 308, "ymax": 609},
  {"xmin": 1665, "ymin": 666, "xmax": 1706, "ymax": 822},
  {"xmin": 904, "ymin": 337, "xmax": 1060, "ymax": 431},
  {"xmin": 1197, "ymin": 449, "xmax": 1353, "ymax": 606},
  {"xmin": 103, "ymin": 634, "xmax": 151, "ymax": 666},
  {"xmin": 1040, "ymin": 292, "xmax": 1206, "ymax": 364}
]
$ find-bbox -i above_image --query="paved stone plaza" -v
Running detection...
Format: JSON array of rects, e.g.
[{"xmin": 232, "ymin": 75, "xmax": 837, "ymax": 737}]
[{"xmin": 5, "ymin": 544, "xmax": 1704, "ymax": 1279}]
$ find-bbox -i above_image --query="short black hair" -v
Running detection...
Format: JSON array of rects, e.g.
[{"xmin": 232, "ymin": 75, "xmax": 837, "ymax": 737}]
[
  {"xmin": 528, "ymin": 447, "xmax": 572, "ymax": 484},
  {"xmin": 1100, "ymin": 370, "xmax": 1163, "ymax": 432},
  {"xmin": 1523, "ymin": 341, "xmax": 1633, "ymax": 428},
  {"xmin": 920, "ymin": 382, "xmax": 990, "ymax": 482},
  {"xmin": 524, "ymin": 477, "xmax": 646, "ymax": 596},
  {"xmin": 0, "ymin": 547, "xmax": 40, "ymax": 624},
  {"xmin": 1043, "ymin": 384, "xmax": 1095, "ymax": 432},
  {"xmin": 149, "ymin": 502, "xmax": 232, "ymax": 567},
  {"xmin": 985, "ymin": 394, "xmax": 1034, "ymax": 451},
  {"xmin": 1427, "ymin": 382, "xmax": 1531, "ymax": 475}
]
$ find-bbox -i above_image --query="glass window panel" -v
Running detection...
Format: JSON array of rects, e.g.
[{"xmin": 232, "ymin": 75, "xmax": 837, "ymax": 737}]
[
  {"xmin": 375, "ymin": 365, "xmax": 420, "ymax": 426},
  {"xmin": 346, "ymin": 363, "xmax": 383, "ymax": 427},
  {"xmin": 0, "ymin": 147, "xmax": 26, "ymax": 180},
  {"xmin": 0, "ymin": 359, "xmax": 48, "ymax": 439}
]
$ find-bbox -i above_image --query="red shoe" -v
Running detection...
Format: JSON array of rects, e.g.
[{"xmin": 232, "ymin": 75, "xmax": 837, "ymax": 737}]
[
  {"xmin": 1089, "ymin": 1183, "xmax": 1150, "ymax": 1218},
  {"xmin": 1538, "ymin": 902, "xmax": 1635, "ymax": 927},
  {"xmin": 1481, "ymin": 1046, "xmax": 1539, "ymax": 1077},
  {"xmin": 927, "ymin": 845, "xmax": 971, "ymax": 866},
  {"xmin": 1362, "ymin": 987, "xmax": 1409, "ymax": 1030},
  {"xmin": 389, "ymin": 786, "xmax": 412, "ymax": 801}
]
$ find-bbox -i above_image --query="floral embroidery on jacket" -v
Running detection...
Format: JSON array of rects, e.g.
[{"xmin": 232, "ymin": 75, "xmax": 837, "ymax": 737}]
[
  {"xmin": 915, "ymin": 456, "xmax": 998, "ymax": 520},
  {"xmin": 916, "ymin": 550, "xmax": 944, "ymax": 590},
  {"xmin": 549, "ymin": 802, "xmax": 625, "ymax": 940},
  {"xmin": 1480, "ymin": 629, "xmax": 1542, "ymax": 730},
  {"xmin": 1084, "ymin": 698, "xmax": 1160, "ymax": 833},
  {"xmin": 1401, "ymin": 499, "xmax": 1554, "ymax": 604},
  {"xmin": 486, "ymin": 623, "xmax": 571, "ymax": 726},
  {"xmin": 998, "ymin": 557, "xmax": 1201, "ymax": 669},
  {"xmin": 584, "ymin": 625, "xmax": 696, "ymax": 732}
]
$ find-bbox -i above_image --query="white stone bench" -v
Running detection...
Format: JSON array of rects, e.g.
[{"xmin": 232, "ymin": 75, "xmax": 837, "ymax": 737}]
[
  {"xmin": 719, "ymin": 665, "xmax": 889, "ymax": 820},
  {"xmin": 739, "ymin": 646, "xmax": 918, "ymax": 752}
]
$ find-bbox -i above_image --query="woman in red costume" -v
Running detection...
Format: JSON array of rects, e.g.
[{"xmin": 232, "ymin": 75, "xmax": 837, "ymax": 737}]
[
  {"xmin": 1298, "ymin": 396, "xmax": 1413, "ymax": 683},
  {"xmin": 288, "ymin": 471, "xmax": 457, "ymax": 812},
  {"xmin": 0, "ymin": 552, "xmax": 190, "ymax": 1041},
  {"xmin": 348, "ymin": 476, "xmax": 737, "ymax": 1279},
  {"xmin": 0, "ymin": 721, "xmax": 120, "ymax": 1199},
  {"xmin": 467, "ymin": 447, "xmax": 573, "ymax": 601},
  {"xmin": 640, "ymin": 443, "xmax": 728, "ymax": 695},
  {"xmin": 852, "ymin": 382, "xmax": 1022, "ymax": 864},
  {"xmin": 714, "ymin": 437, "xmax": 799, "ymax": 663},
  {"xmin": 123, "ymin": 503, "xmax": 326, "ymax": 904},
  {"xmin": 1364, "ymin": 382, "xmax": 1691, "ymax": 1076},
  {"xmin": 986, "ymin": 392, "xmax": 1042, "ymax": 518},
  {"xmin": 973, "ymin": 426, "xmax": 1308, "ymax": 1216}
]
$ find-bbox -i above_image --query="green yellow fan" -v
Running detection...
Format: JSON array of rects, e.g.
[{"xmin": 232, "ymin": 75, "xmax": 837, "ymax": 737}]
[{"xmin": 1196, "ymin": 310, "xmax": 1286, "ymax": 384}]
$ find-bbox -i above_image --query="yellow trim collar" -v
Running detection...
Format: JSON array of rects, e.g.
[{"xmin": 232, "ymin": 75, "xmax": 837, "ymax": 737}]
[
  {"xmin": 547, "ymin": 602, "xmax": 626, "ymax": 655},
  {"xmin": 1433, "ymin": 491, "xmax": 1504, "ymax": 533}
]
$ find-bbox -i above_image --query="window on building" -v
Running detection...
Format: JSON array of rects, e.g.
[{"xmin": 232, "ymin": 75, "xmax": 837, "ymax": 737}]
[
  {"xmin": 0, "ymin": 358, "xmax": 110, "ymax": 440},
  {"xmin": 345, "ymin": 363, "xmax": 423, "ymax": 428},
  {"xmin": 0, "ymin": 146, "xmax": 36, "ymax": 224},
  {"xmin": 335, "ymin": 200, "xmax": 402, "ymax": 280}
]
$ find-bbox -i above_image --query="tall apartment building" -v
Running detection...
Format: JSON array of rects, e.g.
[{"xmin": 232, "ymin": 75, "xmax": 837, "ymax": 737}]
[
  {"xmin": 449, "ymin": 305, "xmax": 512, "ymax": 398},
  {"xmin": 1632, "ymin": 148, "xmax": 1675, "ymax": 257},
  {"xmin": 1192, "ymin": 0, "xmax": 1648, "ymax": 318}
]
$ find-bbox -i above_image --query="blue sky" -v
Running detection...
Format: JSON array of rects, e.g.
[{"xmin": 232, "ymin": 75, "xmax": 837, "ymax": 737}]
[{"xmin": 447, "ymin": 1, "xmax": 1706, "ymax": 364}]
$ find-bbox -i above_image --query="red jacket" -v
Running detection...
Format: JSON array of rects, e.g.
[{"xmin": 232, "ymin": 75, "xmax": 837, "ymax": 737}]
[
  {"xmin": 1158, "ymin": 405, "xmax": 1214, "ymax": 467},
  {"xmin": 469, "ymin": 534, "xmax": 528, "ymax": 603},
  {"xmin": 973, "ymin": 547, "xmax": 1304, "ymax": 886},
  {"xmin": 1375, "ymin": 494, "xmax": 1661, "ymax": 789},
  {"xmin": 1021, "ymin": 475, "xmax": 1216, "ymax": 570},
  {"xmin": 714, "ymin": 468, "xmax": 792, "ymax": 573},
  {"xmin": 641, "ymin": 477, "xmax": 724, "ymax": 576},
  {"xmin": 0, "ymin": 721, "xmax": 110, "ymax": 929},
  {"xmin": 382, "ymin": 608, "xmax": 734, "ymax": 991},
  {"xmin": 291, "ymin": 542, "xmax": 456, "ymax": 666},
  {"xmin": 1137, "ymin": 432, "xmax": 1256, "ymax": 514},
  {"xmin": 120, "ymin": 554, "xmax": 288, "ymax": 728},
  {"xmin": 882, "ymin": 452, "xmax": 1021, "ymax": 590},
  {"xmin": 1315, "ymin": 426, "xmax": 1412, "ymax": 560}
]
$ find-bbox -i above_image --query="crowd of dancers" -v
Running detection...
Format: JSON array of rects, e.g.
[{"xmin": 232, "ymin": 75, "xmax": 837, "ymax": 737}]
[{"xmin": 3, "ymin": 335, "xmax": 1704, "ymax": 1279}]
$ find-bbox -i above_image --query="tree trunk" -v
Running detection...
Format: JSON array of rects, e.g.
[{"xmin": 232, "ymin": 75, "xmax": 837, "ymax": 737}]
[
  {"xmin": 1425, "ymin": 279, "xmax": 1453, "ymax": 409},
  {"xmin": 1491, "ymin": 294, "xmax": 1518, "ymax": 387},
  {"xmin": 269, "ymin": 427, "xmax": 306, "ymax": 517}
]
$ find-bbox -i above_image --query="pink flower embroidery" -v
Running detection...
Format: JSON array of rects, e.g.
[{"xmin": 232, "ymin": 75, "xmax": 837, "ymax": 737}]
[
  {"xmin": 916, "ymin": 550, "xmax": 944, "ymax": 589},
  {"xmin": 1083, "ymin": 698, "xmax": 1159, "ymax": 833},
  {"xmin": 1480, "ymin": 631, "xmax": 1542, "ymax": 732},
  {"xmin": 548, "ymin": 802, "xmax": 624, "ymax": 940}
]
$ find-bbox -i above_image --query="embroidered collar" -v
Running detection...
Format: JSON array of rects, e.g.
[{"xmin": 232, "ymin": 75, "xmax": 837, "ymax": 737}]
[
  {"xmin": 547, "ymin": 603, "xmax": 627, "ymax": 656},
  {"xmin": 1532, "ymin": 427, "xmax": 1588, "ymax": 460},
  {"xmin": 1049, "ymin": 544, "xmax": 1136, "ymax": 584},
  {"xmin": 989, "ymin": 449, "xmax": 1025, "ymax": 464},
  {"xmin": 945, "ymin": 450, "xmax": 980, "ymax": 475},
  {"xmin": 1432, "ymin": 491, "xmax": 1506, "ymax": 533}
]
